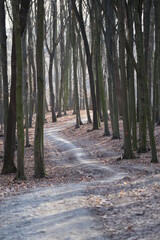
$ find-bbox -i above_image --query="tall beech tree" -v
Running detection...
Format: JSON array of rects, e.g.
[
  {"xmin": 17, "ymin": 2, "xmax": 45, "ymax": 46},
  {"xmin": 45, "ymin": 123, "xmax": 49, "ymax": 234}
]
[
  {"xmin": 126, "ymin": 0, "xmax": 137, "ymax": 150},
  {"xmin": 118, "ymin": 0, "xmax": 134, "ymax": 159},
  {"xmin": 134, "ymin": 0, "xmax": 158, "ymax": 163},
  {"xmin": 94, "ymin": 1, "xmax": 110, "ymax": 136},
  {"xmin": 12, "ymin": 0, "xmax": 26, "ymax": 179},
  {"xmin": 71, "ymin": 0, "xmax": 99, "ymax": 130},
  {"xmin": 71, "ymin": 12, "xmax": 81, "ymax": 128},
  {"xmin": 45, "ymin": 0, "xmax": 58, "ymax": 122},
  {"xmin": 2, "ymin": 0, "xmax": 30, "ymax": 175},
  {"xmin": 0, "ymin": 0, "xmax": 8, "ymax": 140},
  {"xmin": 34, "ymin": 0, "xmax": 45, "ymax": 178}
]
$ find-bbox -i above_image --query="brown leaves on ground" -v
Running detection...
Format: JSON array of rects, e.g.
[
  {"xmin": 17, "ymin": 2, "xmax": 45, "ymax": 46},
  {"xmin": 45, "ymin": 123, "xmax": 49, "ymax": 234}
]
[{"xmin": 0, "ymin": 110, "xmax": 160, "ymax": 206}]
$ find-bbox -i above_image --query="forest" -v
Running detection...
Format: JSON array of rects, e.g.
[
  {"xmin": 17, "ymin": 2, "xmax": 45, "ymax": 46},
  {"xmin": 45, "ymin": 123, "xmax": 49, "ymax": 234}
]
[{"xmin": 0, "ymin": 0, "xmax": 160, "ymax": 239}]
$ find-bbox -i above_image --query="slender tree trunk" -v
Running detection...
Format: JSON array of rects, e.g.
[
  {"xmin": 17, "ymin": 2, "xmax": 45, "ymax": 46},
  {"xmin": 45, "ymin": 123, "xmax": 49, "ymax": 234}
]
[
  {"xmin": 48, "ymin": 55, "xmax": 57, "ymax": 122},
  {"xmin": 34, "ymin": 0, "xmax": 45, "ymax": 178},
  {"xmin": 0, "ymin": 53, "xmax": 3, "ymax": 132},
  {"xmin": 72, "ymin": 13, "xmax": 81, "ymax": 128},
  {"xmin": 63, "ymin": 26, "xmax": 70, "ymax": 115},
  {"xmin": 78, "ymin": 36, "xmax": 92, "ymax": 123},
  {"xmin": 153, "ymin": 0, "xmax": 160, "ymax": 125},
  {"xmin": 134, "ymin": 1, "xmax": 147, "ymax": 152},
  {"xmin": 118, "ymin": 0, "xmax": 134, "ymax": 159},
  {"xmin": 1, "ymin": 33, "xmax": 17, "ymax": 174},
  {"xmin": 2, "ymin": 1, "xmax": 30, "ymax": 175},
  {"xmin": 95, "ymin": 5, "xmax": 110, "ymax": 136},
  {"xmin": 28, "ymin": 12, "xmax": 37, "ymax": 123},
  {"xmin": 54, "ymin": 2, "xmax": 59, "ymax": 112},
  {"xmin": 12, "ymin": 0, "xmax": 26, "ymax": 180},
  {"xmin": 104, "ymin": 0, "xmax": 120, "ymax": 138},
  {"xmin": 28, "ymin": 47, "xmax": 33, "ymax": 128},
  {"xmin": 57, "ymin": 1, "xmax": 65, "ymax": 117},
  {"xmin": 71, "ymin": 0, "xmax": 99, "ymax": 130},
  {"xmin": 54, "ymin": 51, "xmax": 59, "ymax": 112},
  {"xmin": 126, "ymin": 0, "xmax": 137, "ymax": 150},
  {"xmin": 134, "ymin": 0, "xmax": 158, "ymax": 163},
  {"xmin": 22, "ymin": 31, "xmax": 30, "ymax": 148},
  {"xmin": 0, "ymin": 0, "xmax": 8, "ymax": 140},
  {"xmin": 46, "ymin": 0, "xmax": 57, "ymax": 122}
]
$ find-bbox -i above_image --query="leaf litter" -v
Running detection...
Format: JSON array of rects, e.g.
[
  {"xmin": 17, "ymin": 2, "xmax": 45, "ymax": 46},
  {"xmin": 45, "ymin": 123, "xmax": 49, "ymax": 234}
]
[{"xmin": 0, "ymin": 110, "xmax": 160, "ymax": 239}]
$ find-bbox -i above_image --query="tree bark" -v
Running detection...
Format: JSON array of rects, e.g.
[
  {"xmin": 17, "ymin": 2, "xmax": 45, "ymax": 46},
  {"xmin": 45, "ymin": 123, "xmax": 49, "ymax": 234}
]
[
  {"xmin": 0, "ymin": 0, "xmax": 8, "ymax": 140},
  {"xmin": 12, "ymin": 0, "xmax": 26, "ymax": 180},
  {"xmin": 126, "ymin": 0, "xmax": 137, "ymax": 150},
  {"xmin": 34, "ymin": 0, "xmax": 45, "ymax": 178},
  {"xmin": 2, "ymin": 1, "xmax": 30, "ymax": 175},
  {"xmin": 71, "ymin": 0, "xmax": 99, "ymax": 130},
  {"xmin": 118, "ymin": 0, "xmax": 134, "ymax": 159}
]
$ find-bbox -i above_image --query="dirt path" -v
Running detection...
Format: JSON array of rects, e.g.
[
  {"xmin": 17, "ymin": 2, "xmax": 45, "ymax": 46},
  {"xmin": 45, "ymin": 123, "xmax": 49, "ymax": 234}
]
[{"xmin": 0, "ymin": 124, "xmax": 127, "ymax": 240}]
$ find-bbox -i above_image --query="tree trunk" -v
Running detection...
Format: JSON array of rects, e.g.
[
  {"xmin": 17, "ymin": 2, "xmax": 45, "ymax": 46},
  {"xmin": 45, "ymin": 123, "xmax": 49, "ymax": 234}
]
[
  {"xmin": 118, "ymin": 0, "xmax": 134, "ymax": 159},
  {"xmin": 78, "ymin": 36, "xmax": 92, "ymax": 123},
  {"xmin": 71, "ymin": 0, "xmax": 99, "ymax": 130},
  {"xmin": 57, "ymin": 1, "xmax": 65, "ymax": 117},
  {"xmin": 95, "ymin": 4, "xmax": 110, "ymax": 136},
  {"xmin": 22, "ymin": 31, "xmax": 30, "ymax": 148},
  {"xmin": 0, "ymin": 53, "xmax": 3, "ymax": 132},
  {"xmin": 134, "ymin": 1, "xmax": 147, "ymax": 152},
  {"xmin": 34, "ymin": 0, "xmax": 45, "ymax": 178},
  {"xmin": 104, "ymin": 0, "xmax": 120, "ymax": 138},
  {"xmin": 72, "ymin": 12, "xmax": 81, "ymax": 128},
  {"xmin": 2, "ymin": 0, "xmax": 30, "ymax": 175},
  {"xmin": 153, "ymin": 0, "xmax": 160, "ymax": 125},
  {"xmin": 134, "ymin": 0, "xmax": 158, "ymax": 163},
  {"xmin": 0, "ymin": 0, "xmax": 8, "ymax": 140},
  {"xmin": 1, "ymin": 33, "xmax": 17, "ymax": 175},
  {"xmin": 28, "ymin": 12, "xmax": 37, "ymax": 126},
  {"xmin": 12, "ymin": 0, "xmax": 26, "ymax": 180},
  {"xmin": 126, "ymin": 0, "xmax": 137, "ymax": 150},
  {"xmin": 48, "ymin": 55, "xmax": 57, "ymax": 122}
]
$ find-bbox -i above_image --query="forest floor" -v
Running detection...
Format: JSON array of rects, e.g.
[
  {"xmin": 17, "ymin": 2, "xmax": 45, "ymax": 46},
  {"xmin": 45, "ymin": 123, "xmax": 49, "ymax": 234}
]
[{"xmin": 0, "ymin": 110, "xmax": 160, "ymax": 239}]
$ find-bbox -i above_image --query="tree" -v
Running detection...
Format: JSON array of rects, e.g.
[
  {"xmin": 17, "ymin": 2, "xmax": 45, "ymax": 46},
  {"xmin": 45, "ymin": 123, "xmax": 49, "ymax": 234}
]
[
  {"xmin": 34, "ymin": 0, "xmax": 45, "ymax": 178},
  {"xmin": 12, "ymin": 0, "xmax": 26, "ymax": 179},
  {"xmin": 28, "ymin": 10, "xmax": 37, "ymax": 128},
  {"xmin": 78, "ymin": 32, "xmax": 92, "ymax": 123},
  {"xmin": 134, "ymin": 0, "xmax": 158, "ymax": 163},
  {"xmin": 2, "ymin": 0, "xmax": 30, "ymax": 175},
  {"xmin": 126, "ymin": 0, "xmax": 137, "ymax": 149},
  {"xmin": 153, "ymin": 0, "xmax": 160, "ymax": 125},
  {"xmin": 118, "ymin": 0, "xmax": 134, "ymax": 159},
  {"xmin": 22, "ymin": 31, "xmax": 30, "ymax": 147},
  {"xmin": 71, "ymin": 11, "xmax": 81, "ymax": 128},
  {"xmin": 99, "ymin": 0, "xmax": 120, "ymax": 138},
  {"xmin": 71, "ymin": 0, "xmax": 99, "ymax": 130},
  {"xmin": 0, "ymin": 0, "xmax": 8, "ymax": 140},
  {"xmin": 45, "ymin": 0, "xmax": 58, "ymax": 122},
  {"xmin": 94, "ymin": 1, "xmax": 110, "ymax": 136}
]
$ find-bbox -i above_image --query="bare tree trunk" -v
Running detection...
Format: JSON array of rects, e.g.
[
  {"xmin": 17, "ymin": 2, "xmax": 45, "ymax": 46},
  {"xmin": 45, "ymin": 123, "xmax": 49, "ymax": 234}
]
[
  {"xmin": 126, "ymin": 0, "xmax": 137, "ymax": 150},
  {"xmin": 71, "ymin": 0, "xmax": 99, "ymax": 129},
  {"xmin": 0, "ymin": 0, "xmax": 8, "ymax": 140},
  {"xmin": 78, "ymin": 35, "xmax": 92, "ymax": 123},
  {"xmin": 34, "ymin": 0, "xmax": 45, "ymax": 178},
  {"xmin": 94, "ymin": 3, "xmax": 110, "ymax": 136},
  {"xmin": 12, "ymin": 0, "xmax": 26, "ymax": 180},
  {"xmin": 72, "ymin": 12, "xmax": 81, "ymax": 128},
  {"xmin": 2, "ymin": 1, "xmax": 30, "ymax": 175},
  {"xmin": 118, "ymin": 0, "xmax": 134, "ymax": 159},
  {"xmin": 28, "ymin": 12, "xmax": 37, "ymax": 126},
  {"xmin": 134, "ymin": 0, "xmax": 158, "ymax": 163},
  {"xmin": 22, "ymin": 31, "xmax": 30, "ymax": 148}
]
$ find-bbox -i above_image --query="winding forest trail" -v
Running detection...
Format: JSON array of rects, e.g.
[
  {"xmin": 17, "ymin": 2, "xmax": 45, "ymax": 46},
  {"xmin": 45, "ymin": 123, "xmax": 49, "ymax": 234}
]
[{"xmin": 0, "ymin": 123, "xmax": 127, "ymax": 240}]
